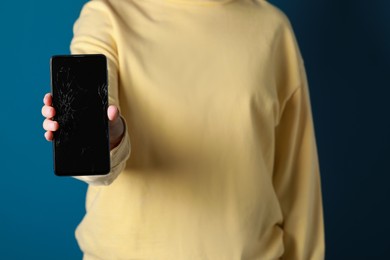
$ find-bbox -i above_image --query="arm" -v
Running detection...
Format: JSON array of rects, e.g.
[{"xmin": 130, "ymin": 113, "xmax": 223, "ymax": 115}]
[
  {"xmin": 69, "ymin": 0, "xmax": 131, "ymax": 186},
  {"xmin": 270, "ymin": 10, "xmax": 325, "ymax": 259},
  {"xmin": 273, "ymin": 72, "xmax": 325, "ymax": 260}
]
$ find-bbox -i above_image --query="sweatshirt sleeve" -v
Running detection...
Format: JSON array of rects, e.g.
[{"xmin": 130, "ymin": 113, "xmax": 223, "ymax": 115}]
[
  {"xmin": 271, "ymin": 13, "xmax": 325, "ymax": 260},
  {"xmin": 69, "ymin": 0, "xmax": 131, "ymax": 186}
]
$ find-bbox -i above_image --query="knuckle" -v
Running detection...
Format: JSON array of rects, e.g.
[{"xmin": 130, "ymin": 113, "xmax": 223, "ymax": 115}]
[
  {"xmin": 42, "ymin": 106, "xmax": 49, "ymax": 117},
  {"xmin": 41, "ymin": 106, "xmax": 45, "ymax": 116},
  {"xmin": 43, "ymin": 119, "xmax": 52, "ymax": 130},
  {"xmin": 46, "ymin": 107, "xmax": 51, "ymax": 117}
]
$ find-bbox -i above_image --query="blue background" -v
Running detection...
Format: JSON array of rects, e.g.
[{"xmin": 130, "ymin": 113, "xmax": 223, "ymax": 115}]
[{"xmin": 0, "ymin": 0, "xmax": 389, "ymax": 259}]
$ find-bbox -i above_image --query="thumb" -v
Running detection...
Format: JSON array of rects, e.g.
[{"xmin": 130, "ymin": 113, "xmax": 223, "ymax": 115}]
[{"xmin": 107, "ymin": 105, "xmax": 120, "ymax": 122}]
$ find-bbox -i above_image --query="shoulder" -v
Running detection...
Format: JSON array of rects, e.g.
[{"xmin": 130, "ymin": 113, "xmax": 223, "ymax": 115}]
[
  {"xmin": 251, "ymin": 0, "xmax": 294, "ymax": 31},
  {"xmin": 78, "ymin": 0, "xmax": 135, "ymax": 24},
  {"xmin": 74, "ymin": 0, "xmax": 125, "ymax": 29},
  {"xmin": 79, "ymin": 0, "xmax": 112, "ymax": 13},
  {"xmin": 77, "ymin": 0, "xmax": 122, "ymax": 18}
]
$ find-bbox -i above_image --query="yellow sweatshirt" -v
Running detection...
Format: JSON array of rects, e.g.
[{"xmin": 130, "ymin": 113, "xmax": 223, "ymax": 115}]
[{"xmin": 70, "ymin": 0, "xmax": 325, "ymax": 259}]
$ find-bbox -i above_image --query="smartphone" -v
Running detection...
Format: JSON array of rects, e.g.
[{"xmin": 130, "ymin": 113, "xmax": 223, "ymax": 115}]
[{"xmin": 50, "ymin": 54, "xmax": 110, "ymax": 176}]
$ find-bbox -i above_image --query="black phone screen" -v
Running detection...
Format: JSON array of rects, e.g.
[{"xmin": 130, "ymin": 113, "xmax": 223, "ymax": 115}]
[{"xmin": 50, "ymin": 54, "xmax": 110, "ymax": 176}]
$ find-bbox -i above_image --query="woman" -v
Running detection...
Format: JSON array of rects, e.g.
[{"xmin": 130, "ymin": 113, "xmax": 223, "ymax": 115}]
[{"xmin": 42, "ymin": 0, "xmax": 325, "ymax": 259}]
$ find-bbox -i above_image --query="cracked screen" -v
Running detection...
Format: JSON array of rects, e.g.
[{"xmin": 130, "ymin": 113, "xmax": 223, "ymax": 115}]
[{"xmin": 50, "ymin": 54, "xmax": 110, "ymax": 176}]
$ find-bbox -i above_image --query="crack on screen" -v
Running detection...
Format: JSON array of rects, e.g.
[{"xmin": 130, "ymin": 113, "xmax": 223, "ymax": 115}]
[
  {"xmin": 54, "ymin": 66, "xmax": 80, "ymax": 146},
  {"xmin": 98, "ymin": 82, "xmax": 108, "ymax": 138},
  {"xmin": 80, "ymin": 146, "xmax": 92, "ymax": 157}
]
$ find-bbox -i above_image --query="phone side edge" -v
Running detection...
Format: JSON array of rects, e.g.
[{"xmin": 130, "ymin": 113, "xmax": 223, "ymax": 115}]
[{"xmin": 50, "ymin": 57, "xmax": 61, "ymax": 176}]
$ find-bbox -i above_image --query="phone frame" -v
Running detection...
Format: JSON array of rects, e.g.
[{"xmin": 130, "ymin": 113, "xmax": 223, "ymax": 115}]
[{"xmin": 50, "ymin": 54, "xmax": 111, "ymax": 176}]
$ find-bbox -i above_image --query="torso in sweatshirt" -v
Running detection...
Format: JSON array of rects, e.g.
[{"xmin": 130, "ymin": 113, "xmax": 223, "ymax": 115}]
[{"xmin": 70, "ymin": 0, "xmax": 324, "ymax": 259}]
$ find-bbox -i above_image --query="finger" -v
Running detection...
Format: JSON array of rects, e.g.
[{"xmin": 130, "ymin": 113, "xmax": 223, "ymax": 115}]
[
  {"xmin": 43, "ymin": 119, "xmax": 59, "ymax": 131},
  {"xmin": 43, "ymin": 93, "xmax": 52, "ymax": 106},
  {"xmin": 44, "ymin": 131, "xmax": 54, "ymax": 141},
  {"xmin": 107, "ymin": 105, "xmax": 119, "ymax": 122},
  {"xmin": 41, "ymin": 105, "xmax": 56, "ymax": 118}
]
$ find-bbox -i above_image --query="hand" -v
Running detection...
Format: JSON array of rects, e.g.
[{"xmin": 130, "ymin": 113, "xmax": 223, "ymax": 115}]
[{"xmin": 41, "ymin": 93, "xmax": 125, "ymax": 150}]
